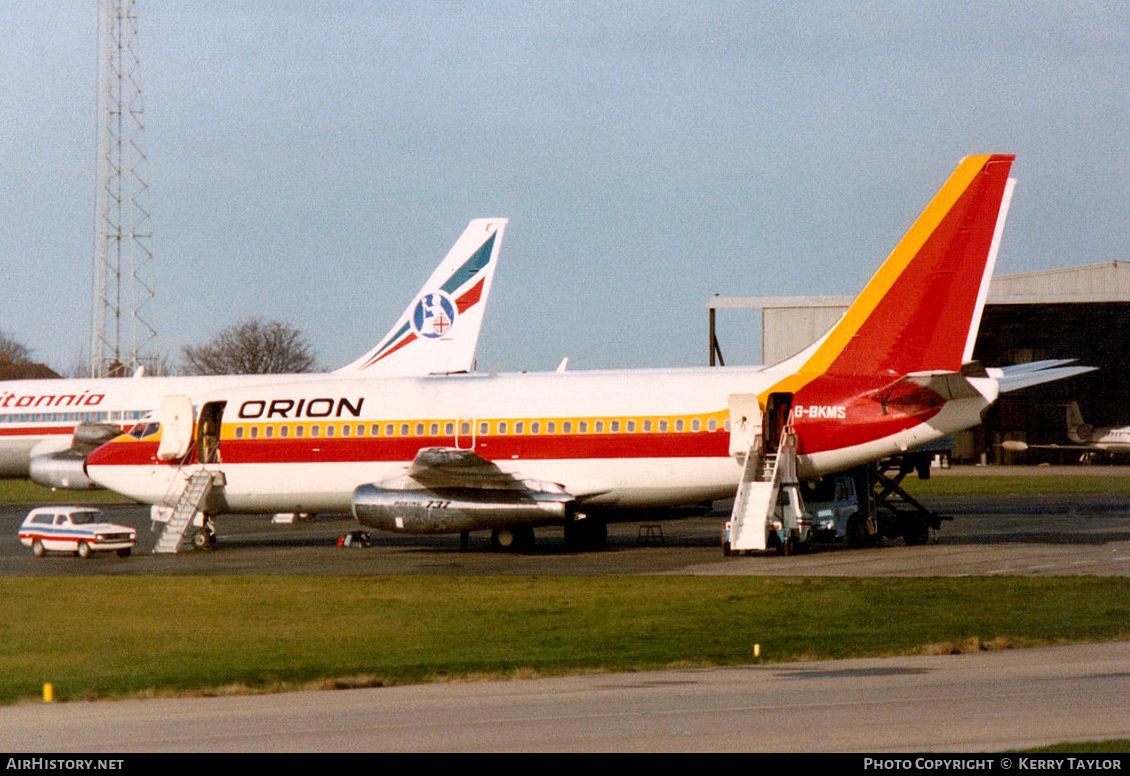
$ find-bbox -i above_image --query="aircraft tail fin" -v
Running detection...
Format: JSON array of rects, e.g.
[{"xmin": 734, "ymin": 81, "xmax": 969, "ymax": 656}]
[
  {"xmin": 1066, "ymin": 401, "xmax": 1094, "ymax": 443},
  {"xmin": 768, "ymin": 155, "xmax": 1015, "ymax": 394},
  {"xmin": 336, "ymin": 218, "xmax": 508, "ymax": 375}
]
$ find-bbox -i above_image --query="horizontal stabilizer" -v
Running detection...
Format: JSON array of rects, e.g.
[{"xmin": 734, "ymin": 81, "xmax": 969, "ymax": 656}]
[
  {"xmin": 997, "ymin": 359, "xmax": 1079, "ymax": 376},
  {"xmin": 997, "ymin": 365, "xmax": 1095, "ymax": 394}
]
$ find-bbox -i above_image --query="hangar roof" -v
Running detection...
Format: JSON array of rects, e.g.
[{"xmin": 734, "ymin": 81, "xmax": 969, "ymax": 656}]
[{"xmin": 708, "ymin": 261, "xmax": 1130, "ymax": 309}]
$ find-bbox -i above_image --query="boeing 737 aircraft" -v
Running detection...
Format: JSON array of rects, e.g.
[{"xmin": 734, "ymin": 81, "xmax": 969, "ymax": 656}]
[
  {"xmin": 0, "ymin": 218, "xmax": 506, "ymax": 489},
  {"xmin": 86, "ymin": 155, "xmax": 1087, "ymax": 551}
]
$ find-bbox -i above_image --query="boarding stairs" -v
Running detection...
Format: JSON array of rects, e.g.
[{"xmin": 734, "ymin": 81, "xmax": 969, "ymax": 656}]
[
  {"xmin": 728, "ymin": 431, "xmax": 805, "ymax": 553},
  {"xmin": 153, "ymin": 470, "xmax": 215, "ymax": 554}
]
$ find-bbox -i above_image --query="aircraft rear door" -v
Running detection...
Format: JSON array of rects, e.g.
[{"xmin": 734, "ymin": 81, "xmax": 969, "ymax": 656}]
[
  {"xmin": 764, "ymin": 392, "xmax": 794, "ymax": 452},
  {"xmin": 728, "ymin": 394, "xmax": 762, "ymax": 458}
]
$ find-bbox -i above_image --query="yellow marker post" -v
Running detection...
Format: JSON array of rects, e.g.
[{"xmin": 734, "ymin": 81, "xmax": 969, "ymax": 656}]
[
  {"xmin": 753, "ymin": 644, "xmax": 761, "ymax": 659},
  {"xmin": 43, "ymin": 683, "xmax": 54, "ymax": 703}
]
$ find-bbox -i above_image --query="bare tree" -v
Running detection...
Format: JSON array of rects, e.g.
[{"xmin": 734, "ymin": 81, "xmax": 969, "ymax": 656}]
[
  {"xmin": 181, "ymin": 318, "xmax": 317, "ymax": 375},
  {"xmin": 0, "ymin": 330, "xmax": 32, "ymax": 366}
]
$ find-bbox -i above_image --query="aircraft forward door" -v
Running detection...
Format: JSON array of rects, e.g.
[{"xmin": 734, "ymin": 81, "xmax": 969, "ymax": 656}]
[
  {"xmin": 197, "ymin": 401, "xmax": 226, "ymax": 465},
  {"xmin": 156, "ymin": 395, "xmax": 195, "ymax": 461}
]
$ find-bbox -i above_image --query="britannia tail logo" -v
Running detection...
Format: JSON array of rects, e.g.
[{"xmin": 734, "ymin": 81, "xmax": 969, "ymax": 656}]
[{"xmin": 411, "ymin": 291, "xmax": 457, "ymax": 339}]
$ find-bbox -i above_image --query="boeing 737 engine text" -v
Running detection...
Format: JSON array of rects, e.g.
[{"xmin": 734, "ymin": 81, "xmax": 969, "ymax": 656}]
[{"xmin": 85, "ymin": 155, "xmax": 1083, "ymax": 551}]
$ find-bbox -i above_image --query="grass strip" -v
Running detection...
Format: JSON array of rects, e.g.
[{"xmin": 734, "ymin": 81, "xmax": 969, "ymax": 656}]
[
  {"xmin": 904, "ymin": 474, "xmax": 1130, "ymax": 497},
  {"xmin": 1, "ymin": 575, "xmax": 1127, "ymax": 704},
  {"xmin": 0, "ymin": 480, "xmax": 130, "ymax": 505}
]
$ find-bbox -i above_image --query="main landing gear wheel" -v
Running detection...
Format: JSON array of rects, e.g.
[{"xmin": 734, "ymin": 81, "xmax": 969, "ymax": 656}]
[
  {"xmin": 192, "ymin": 529, "xmax": 216, "ymax": 551},
  {"xmin": 491, "ymin": 526, "xmax": 535, "ymax": 552}
]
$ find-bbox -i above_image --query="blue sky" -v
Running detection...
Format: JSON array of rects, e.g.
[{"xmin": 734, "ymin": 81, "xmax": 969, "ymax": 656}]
[{"xmin": 2, "ymin": 1, "xmax": 1128, "ymax": 373}]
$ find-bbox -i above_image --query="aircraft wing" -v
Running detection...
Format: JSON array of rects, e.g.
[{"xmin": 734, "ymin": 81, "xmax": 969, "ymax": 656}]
[
  {"xmin": 401, "ymin": 447, "xmax": 610, "ymax": 499},
  {"xmin": 406, "ymin": 447, "xmax": 550, "ymax": 491}
]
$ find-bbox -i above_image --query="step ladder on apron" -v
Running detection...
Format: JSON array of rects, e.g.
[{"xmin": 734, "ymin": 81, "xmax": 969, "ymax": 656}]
[
  {"xmin": 153, "ymin": 470, "xmax": 218, "ymax": 554},
  {"xmin": 727, "ymin": 430, "xmax": 807, "ymax": 554}
]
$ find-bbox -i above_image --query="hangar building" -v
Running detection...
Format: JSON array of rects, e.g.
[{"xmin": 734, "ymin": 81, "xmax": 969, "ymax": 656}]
[{"xmin": 708, "ymin": 262, "xmax": 1130, "ymax": 464}]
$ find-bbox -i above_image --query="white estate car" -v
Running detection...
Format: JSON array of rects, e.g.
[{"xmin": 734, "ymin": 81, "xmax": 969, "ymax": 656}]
[{"xmin": 18, "ymin": 506, "xmax": 136, "ymax": 559}]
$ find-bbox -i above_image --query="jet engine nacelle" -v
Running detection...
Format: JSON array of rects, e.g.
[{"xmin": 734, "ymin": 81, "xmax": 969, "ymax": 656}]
[
  {"xmin": 72, "ymin": 422, "xmax": 124, "ymax": 453},
  {"xmin": 1070, "ymin": 423, "xmax": 1095, "ymax": 444},
  {"xmin": 352, "ymin": 484, "xmax": 572, "ymax": 534},
  {"xmin": 29, "ymin": 451, "xmax": 100, "ymax": 491}
]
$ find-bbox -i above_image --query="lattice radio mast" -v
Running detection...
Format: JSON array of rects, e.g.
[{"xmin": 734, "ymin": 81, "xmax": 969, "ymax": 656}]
[{"xmin": 90, "ymin": 0, "xmax": 159, "ymax": 377}]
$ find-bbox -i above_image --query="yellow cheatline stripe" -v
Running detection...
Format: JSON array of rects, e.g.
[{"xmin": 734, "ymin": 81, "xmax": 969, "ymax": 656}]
[
  {"xmin": 220, "ymin": 409, "xmax": 731, "ymax": 440},
  {"xmin": 760, "ymin": 155, "xmax": 991, "ymax": 402}
]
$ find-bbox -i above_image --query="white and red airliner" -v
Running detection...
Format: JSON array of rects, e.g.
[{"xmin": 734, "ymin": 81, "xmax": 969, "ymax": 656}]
[
  {"xmin": 0, "ymin": 218, "xmax": 506, "ymax": 489},
  {"xmin": 85, "ymin": 155, "xmax": 1085, "ymax": 549}
]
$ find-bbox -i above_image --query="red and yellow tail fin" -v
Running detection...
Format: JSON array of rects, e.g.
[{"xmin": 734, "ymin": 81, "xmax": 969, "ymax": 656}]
[{"xmin": 770, "ymin": 154, "xmax": 1014, "ymax": 395}]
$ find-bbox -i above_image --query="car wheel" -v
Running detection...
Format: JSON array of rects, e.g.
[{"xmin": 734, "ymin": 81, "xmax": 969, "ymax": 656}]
[
  {"xmin": 77, "ymin": 541, "xmax": 92, "ymax": 559},
  {"xmin": 32, "ymin": 540, "xmax": 45, "ymax": 558}
]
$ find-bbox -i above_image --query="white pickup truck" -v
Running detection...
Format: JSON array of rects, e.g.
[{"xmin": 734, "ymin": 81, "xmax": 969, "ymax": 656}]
[{"xmin": 18, "ymin": 506, "xmax": 136, "ymax": 559}]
